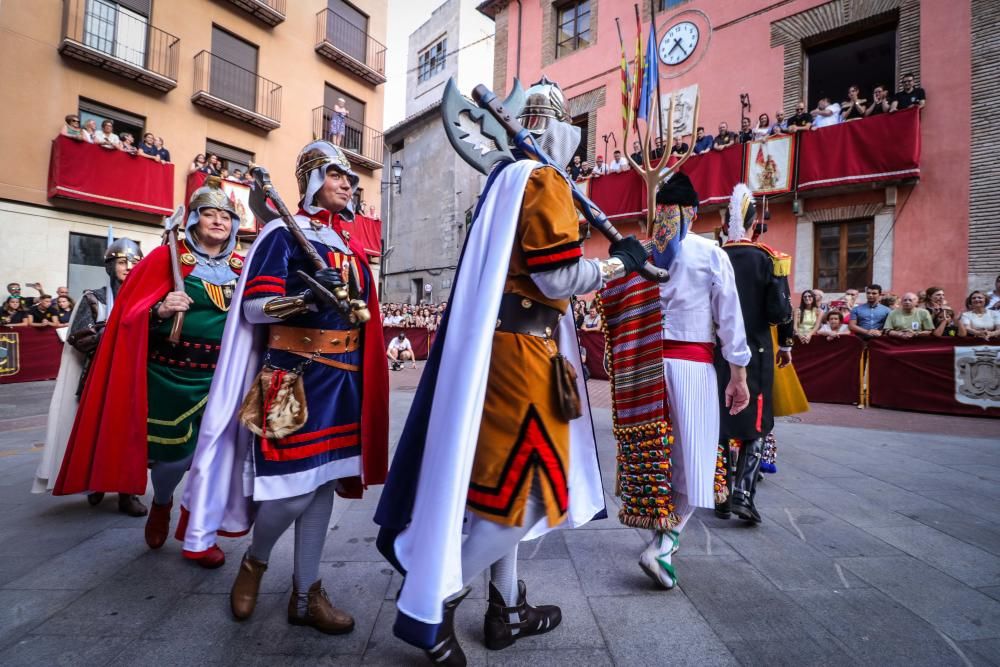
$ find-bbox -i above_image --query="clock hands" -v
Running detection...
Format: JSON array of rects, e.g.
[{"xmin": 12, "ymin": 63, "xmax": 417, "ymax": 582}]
[{"xmin": 666, "ymin": 37, "xmax": 688, "ymax": 59}]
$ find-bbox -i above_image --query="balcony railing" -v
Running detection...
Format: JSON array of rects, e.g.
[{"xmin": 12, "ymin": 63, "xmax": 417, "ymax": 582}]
[
  {"xmin": 59, "ymin": 0, "xmax": 179, "ymax": 92},
  {"xmin": 192, "ymin": 51, "xmax": 281, "ymax": 131},
  {"xmin": 222, "ymin": 0, "xmax": 286, "ymax": 26},
  {"xmin": 314, "ymin": 9, "xmax": 387, "ymax": 86},
  {"xmin": 313, "ymin": 106, "xmax": 383, "ymax": 171}
]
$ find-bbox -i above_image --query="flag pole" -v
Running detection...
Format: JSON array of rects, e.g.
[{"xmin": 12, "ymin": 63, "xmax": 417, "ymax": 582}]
[{"xmin": 650, "ymin": 0, "xmax": 667, "ymax": 170}]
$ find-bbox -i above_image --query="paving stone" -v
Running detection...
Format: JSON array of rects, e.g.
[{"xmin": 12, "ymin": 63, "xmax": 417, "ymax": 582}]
[
  {"xmin": 901, "ymin": 507, "xmax": 1000, "ymax": 557},
  {"xmin": 193, "ymin": 533, "xmax": 292, "ymax": 596},
  {"xmin": 320, "ymin": 510, "xmax": 387, "ymax": 562},
  {"xmin": 788, "ymin": 588, "xmax": 966, "ymax": 666},
  {"xmin": 516, "ymin": 530, "xmax": 570, "ymax": 560},
  {"xmin": 980, "ymin": 586, "xmax": 1000, "ymax": 603},
  {"xmin": 783, "ymin": 485, "xmax": 919, "ymax": 529},
  {"xmin": 110, "ymin": 639, "xmax": 233, "ymax": 666},
  {"xmin": 722, "ymin": 638, "xmax": 857, "ymax": 667},
  {"xmin": 563, "ymin": 528, "xmax": 648, "ymax": 596},
  {"xmin": 589, "ymin": 592, "xmax": 737, "ymax": 666},
  {"xmin": 863, "ymin": 524, "xmax": 1000, "ymax": 588},
  {"xmin": 0, "ymin": 589, "xmax": 85, "ymax": 650},
  {"xmin": 4, "ymin": 527, "xmax": 149, "ymax": 591},
  {"xmin": 0, "ymin": 633, "xmax": 130, "ymax": 666},
  {"xmin": 769, "ymin": 503, "xmax": 903, "ymax": 559},
  {"xmin": 839, "ymin": 555, "xmax": 1000, "ymax": 640},
  {"xmin": 486, "ymin": 648, "xmax": 615, "ymax": 665},
  {"xmin": 956, "ymin": 638, "xmax": 1000, "ymax": 667}
]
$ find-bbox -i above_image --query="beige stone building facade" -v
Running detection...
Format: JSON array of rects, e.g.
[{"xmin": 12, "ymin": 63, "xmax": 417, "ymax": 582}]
[{"xmin": 0, "ymin": 0, "xmax": 386, "ymax": 298}]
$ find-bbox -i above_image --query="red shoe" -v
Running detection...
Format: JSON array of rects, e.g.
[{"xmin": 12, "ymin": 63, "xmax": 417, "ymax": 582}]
[
  {"xmin": 183, "ymin": 545, "xmax": 226, "ymax": 569},
  {"xmin": 144, "ymin": 500, "xmax": 172, "ymax": 550}
]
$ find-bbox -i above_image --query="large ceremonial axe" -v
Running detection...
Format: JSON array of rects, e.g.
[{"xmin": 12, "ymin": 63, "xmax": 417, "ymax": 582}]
[
  {"xmin": 441, "ymin": 78, "xmax": 669, "ymax": 283},
  {"xmin": 161, "ymin": 205, "xmax": 186, "ymax": 344}
]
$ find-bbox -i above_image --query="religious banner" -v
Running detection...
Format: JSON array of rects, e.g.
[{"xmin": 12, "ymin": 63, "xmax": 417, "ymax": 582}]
[
  {"xmin": 954, "ymin": 346, "xmax": 1000, "ymax": 410},
  {"xmin": 219, "ymin": 179, "xmax": 258, "ymax": 234},
  {"xmin": 0, "ymin": 330, "xmax": 19, "ymax": 377},
  {"xmin": 744, "ymin": 135, "xmax": 795, "ymax": 196}
]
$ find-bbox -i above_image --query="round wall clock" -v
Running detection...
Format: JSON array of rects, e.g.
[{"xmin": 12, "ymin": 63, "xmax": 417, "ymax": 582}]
[{"xmin": 659, "ymin": 21, "xmax": 700, "ymax": 66}]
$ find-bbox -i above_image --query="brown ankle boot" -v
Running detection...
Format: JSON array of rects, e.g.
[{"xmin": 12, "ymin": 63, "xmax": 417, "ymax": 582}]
[
  {"xmin": 287, "ymin": 580, "xmax": 354, "ymax": 635},
  {"xmin": 144, "ymin": 500, "xmax": 172, "ymax": 549},
  {"xmin": 230, "ymin": 553, "xmax": 268, "ymax": 620},
  {"xmin": 117, "ymin": 493, "xmax": 148, "ymax": 517}
]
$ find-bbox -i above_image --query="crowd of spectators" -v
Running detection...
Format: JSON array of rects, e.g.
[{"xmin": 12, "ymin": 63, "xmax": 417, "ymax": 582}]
[
  {"xmin": 568, "ymin": 74, "xmax": 927, "ymax": 178},
  {"xmin": 1, "ymin": 283, "xmax": 74, "ymax": 328},
  {"xmin": 60, "ymin": 115, "xmax": 171, "ymax": 163},
  {"xmin": 188, "ymin": 153, "xmax": 255, "ymax": 185},
  {"xmin": 790, "ymin": 279, "xmax": 1000, "ymax": 343},
  {"xmin": 379, "ymin": 302, "xmax": 447, "ymax": 332}
]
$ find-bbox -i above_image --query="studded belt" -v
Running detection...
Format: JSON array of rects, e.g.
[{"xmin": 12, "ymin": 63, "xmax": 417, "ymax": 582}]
[
  {"xmin": 496, "ymin": 293, "xmax": 563, "ymax": 338},
  {"xmin": 149, "ymin": 334, "xmax": 222, "ymax": 369},
  {"xmin": 268, "ymin": 325, "xmax": 360, "ymax": 355}
]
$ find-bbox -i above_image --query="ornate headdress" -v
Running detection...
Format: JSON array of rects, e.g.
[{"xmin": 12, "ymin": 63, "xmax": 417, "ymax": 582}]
[
  {"xmin": 726, "ymin": 183, "xmax": 755, "ymax": 242},
  {"xmin": 650, "ymin": 173, "xmax": 699, "ymax": 270}
]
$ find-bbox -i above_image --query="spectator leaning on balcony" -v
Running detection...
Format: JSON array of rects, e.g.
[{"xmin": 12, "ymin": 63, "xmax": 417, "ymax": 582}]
[
  {"xmin": 1, "ymin": 296, "xmax": 27, "ymax": 326},
  {"xmin": 61, "ymin": 114, "xmax": 85, "ymax": 141},
  {"xmin": 671, "ymin": 135, "xmax": 690, "ymax": 155},
  {"xmin": 817, "ymin": 310, "xmax": 849, "ymax": 339},
  {"xmin": 988, "ymin": 275, "xmax": 1000, "ymax": 310},
  {"xmin": 794, "ymin": 290, "xmax": 821, "ymax": 343},
  {"xmin": 630, "ymin": 139, "xmax": 643, "ymax": 164},
  {"xmin": 841, "ymin": 85, "xmax": 867, "ymax": 121},
  {"xmin": 81, "ymin": 119, "xmax": 98, "ymax": 143},
  {"xmin": 713, "ymin": 122, "xmax": 736, "ymax": 151},
  {"xmin": 923, "ymin": 286, "xmax": 953, "ymax": 331},
  {"xmin": 189, "ymin": 154, "xmax": 207, "ymax": 175},
  {"xmin": 786, "ymin": 102, "xmax": 812, "ymax": 132},
  {"xmin": 737, "ymin": 117, "xmax": 754, "ymax": 143},
  {"xmin": 580, "ymin": 305, "xmax": 602, "ymax": 332},
  {"xmin": 139, "ymin": 132, "xmax": 161, "ymax": 162},
  {"xmin": 769, "ymin": 111, "xmax": 789, "ymax": 136},
  {"xmin": 866, "ymin": 85, "xmax": 891, "ymax": 117},
  {"xmin": 51, "ymin": 295, "xmax": 73, "ymax": 327},
  {"xmin": 568, "ymin": 154, "xmax": 588, "ymax": 180},
  {"xmin": 891, "ymin": 73, "xmax": 926, "ymax": 112},
  {"xmin": 155, "ymin": 136, "xmax": 170, "ymax": 163},
  {"xmin": 752, "ymin": 114, "xmax": 771, "ymax": 141},
  {"xmin": 693, "ymin": 126, "xmax": 714, "ymax": 154},
  {"xmin": 650, "ymin": 136, "xmax": 666, "ymax": 161},
  {"xmin": 961, "ymin": 291, "xmax": 998, "ymax": 340},
  {"xmin": 849, "ymin": 284, "xmax": 891, "ymax": 338},
  {"xmin": 810, "ymin": 97, "xmax": 842, "ymax": 129},
  {"xmin": 883, "ymin": 292, "xmax": 934, "ymax": 338},
  {"xmin": 203, "ymin": 153, "xmax": 222, "ymax": 176},
  {"xmin": 7, "ymin": 282, "xmax": 42, "ymax": 308},
  {"xmin": 329, "ymin": 97, "xmax": 349, "ymax": 146},
  {"xmin": 812, "ymin": 288, "xmax": 828, "ymax": 314},
  {"xmin": 27, "ymin": 294, "xmax": 55, "ymax": 327},
  {"xmin": 609, "ymin": 149, "xmax": 629, "ymax": 173},
  {"xmin": 592, "ymin": 154, "xmax": 608, "ymax": 177},
  {"xmin": 94, "ymin": 120, "xmax": 120, "ymax": 149},
  {"xmin": 118, "ymin": 132, "xmax": 139, "ymax": 156}
]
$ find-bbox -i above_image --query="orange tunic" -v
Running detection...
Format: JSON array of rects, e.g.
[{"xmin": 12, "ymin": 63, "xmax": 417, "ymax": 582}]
[{"xmin": 467, "ymin": 166, "xmax": 584, "ymax": 528}]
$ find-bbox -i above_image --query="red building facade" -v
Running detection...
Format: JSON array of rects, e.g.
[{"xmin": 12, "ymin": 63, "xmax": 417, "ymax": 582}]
[{"xmin": 478, "ymin": 0, "xmax": 998, "ymax": 301}]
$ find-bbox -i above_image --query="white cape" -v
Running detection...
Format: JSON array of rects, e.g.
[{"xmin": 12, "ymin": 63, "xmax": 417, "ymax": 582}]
[
  {"xmin": 31, "ymin": 298, "xmax": 103, "ymax": 494},
  {"xmin": 392, "ymin": 160, "xmax": 605, "ymax": 627}
]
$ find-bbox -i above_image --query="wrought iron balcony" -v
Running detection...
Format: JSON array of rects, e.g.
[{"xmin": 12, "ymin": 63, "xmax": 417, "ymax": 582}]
[
  {"xmin": 313, "ymin": 106, "xmax": 383, "ymax": 171},
  {"xmin": 59, "ymin": 0, "xmax": 179, "ymax": 92},
  {"xmin": 314, "ymin": 9, "xmax": 387, "ymax": 86},
  {"xmin": 192, "ymin": 51, "xmax": 281, "ymax": 131},
  {"xmin": 222, "ymin": 0, "xmax": 286, "ymax": 26}
]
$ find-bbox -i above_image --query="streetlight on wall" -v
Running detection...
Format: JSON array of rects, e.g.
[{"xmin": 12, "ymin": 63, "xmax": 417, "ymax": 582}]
[{"xmin": 382, "ymin": 159, "xmax": 403, "ymax": 194}]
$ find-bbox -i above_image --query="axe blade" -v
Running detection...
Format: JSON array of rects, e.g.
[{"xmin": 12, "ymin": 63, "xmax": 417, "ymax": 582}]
[
  {"xmin": 441, "ymin": 78, "xmax": 525, "ymax": 175},
  {"xmin": 163, "ymin": 205, "xmax": 185, "ymax": 231}
]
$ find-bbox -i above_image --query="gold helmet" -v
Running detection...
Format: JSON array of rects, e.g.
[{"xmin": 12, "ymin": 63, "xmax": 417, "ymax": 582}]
[
  {"xmin": 295, "ymin": 140, "xmax": 359, "ymax": 197},
  {"xmin": 188, "ymin": 176, "xmax": 239, "ymax": 220}
]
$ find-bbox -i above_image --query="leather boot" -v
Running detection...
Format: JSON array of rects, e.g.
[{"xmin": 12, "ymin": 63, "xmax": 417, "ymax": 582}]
[
  {"xmin": 715, "ymin": 440, "xmax": 733, "ymax": 519},
  {"xmin": 117, "ymin": 493, "xmax": 148, "ymax": 517},
  {"xmin": 87, "ymin": 492, "xmax": 104, "ymax": 506},
  {"xmin": 731, "ymin": 438, "xmax": 764, "ymax": 524},
  {"xmin": 183, "ymin": 545, "xmax": 226, "ymax": 569},
  {"xmin": 424, "ymin": 587, "xmax": 470, "ymax": 666},
  {"xmin": 230, "ymin": 553, "xmax": 268, "ymax": 620},
  {"xmin": 484, "ymin": 580, "xmax": 561, "ymax": 651},
  {"xmin": 287, "ymin": 580, "xmax": 354, "ymax": 635},
  {"xmin": 144, "ymin": 499, "xmax": 172, "ymax": 549}
]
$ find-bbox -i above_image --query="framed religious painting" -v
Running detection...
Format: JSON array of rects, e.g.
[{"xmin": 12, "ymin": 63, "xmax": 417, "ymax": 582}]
[
  {"xmin": 744, "ymin": 135, "xmax": 795, "ymax": 196},
  {"xmin": 219, "ymin": 179, "xmax": 258, "ymax": 234}
]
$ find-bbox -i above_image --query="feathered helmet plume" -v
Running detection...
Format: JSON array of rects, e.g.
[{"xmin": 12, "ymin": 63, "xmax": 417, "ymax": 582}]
[{"xmin": 726, "ymin": 183, "xmax": 755, "ymax": 242}]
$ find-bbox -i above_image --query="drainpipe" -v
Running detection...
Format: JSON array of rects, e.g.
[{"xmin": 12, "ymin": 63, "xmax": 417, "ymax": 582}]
[{"xmin": 513, "ymin": 0, "xmax": 522, "ymax": 81}]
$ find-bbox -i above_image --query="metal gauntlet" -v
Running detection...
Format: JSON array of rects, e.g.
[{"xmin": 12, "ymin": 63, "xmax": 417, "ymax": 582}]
[
  {"xmin": 262, "ymin": 293, "xmax": 311, "ymax": 319},
  {"xmin": 598, "ymin": 257, "xmax": 626, "ymax": 283}
]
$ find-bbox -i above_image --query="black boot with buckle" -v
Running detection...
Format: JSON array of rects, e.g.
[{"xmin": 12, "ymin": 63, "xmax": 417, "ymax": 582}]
[
  {"xmin": 424, "ymin": 586, "xmax": 470, "ymax": 666},
  {"xmin": 483, "ymin": 580, "xmax": 561, "ymax": 651},
  {"xmin": 731, "ymin": 438, "xmax": 764, "ymax": 524}
]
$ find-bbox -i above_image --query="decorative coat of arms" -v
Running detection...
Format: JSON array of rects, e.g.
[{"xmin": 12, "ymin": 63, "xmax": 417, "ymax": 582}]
[
  {"xmin": 954, "ymin": 346, "xmax": 1000, "ymax": 409},
  {"xmin": 0, "ymin": 332, "xmax": 20, "ymax": 377}
]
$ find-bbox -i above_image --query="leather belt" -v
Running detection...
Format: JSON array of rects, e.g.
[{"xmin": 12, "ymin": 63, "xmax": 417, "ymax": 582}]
[
  {"xmin": 496, "ymin": 293, "xmax": 562, "ymax": 338},
  {"xmin": 268, "ymin": 325, "xmax": 360, "ymax": 354},
  {"xmin": 149, "ymin": 334, "xmax": 222, "ymax": 369}
]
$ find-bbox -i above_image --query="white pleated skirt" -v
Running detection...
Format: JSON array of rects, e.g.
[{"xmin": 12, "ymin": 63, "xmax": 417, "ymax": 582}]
[{"xmin": 662, "ymin": 358, "xmax": 720, "ymax": 511}]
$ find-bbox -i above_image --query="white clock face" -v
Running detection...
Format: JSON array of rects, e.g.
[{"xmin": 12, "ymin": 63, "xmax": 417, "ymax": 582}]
[{"xmin": 659, "ymin": 21, "xmax": 699, "ymax": 66}]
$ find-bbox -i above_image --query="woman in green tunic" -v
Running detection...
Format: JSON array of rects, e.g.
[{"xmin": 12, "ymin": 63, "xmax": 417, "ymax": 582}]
[{"xmin": 144, "ymin": 179, "xmax": 243, "ymax": 557}]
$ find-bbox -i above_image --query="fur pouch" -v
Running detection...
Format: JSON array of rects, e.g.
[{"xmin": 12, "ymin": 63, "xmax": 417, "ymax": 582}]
[
  {"xmin": 552, "ymin": 353, "xmax": 583, "ymax": 421},
  {"xmin": 238, "ymin": 368, "xmax": 308, "ymax": 439}
]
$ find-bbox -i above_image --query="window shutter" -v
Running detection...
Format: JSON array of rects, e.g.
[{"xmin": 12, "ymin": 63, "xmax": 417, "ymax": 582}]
[
  {"xmin": 205, "ymin": 139, "xmax": 254, "ymax": 169},
  {"xmin": 118, "ymin": 0, "xmax": 151, "ymax": 17},
  {"xmin": 211, "ymin": 26, "xmax": 258, "ymax": 72}
]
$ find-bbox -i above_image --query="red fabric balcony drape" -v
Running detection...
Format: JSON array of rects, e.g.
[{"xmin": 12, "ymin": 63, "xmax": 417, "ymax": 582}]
[
  {"xmin": 796, "ymin": 108, "xmax": 921, "ymax": 191},
  {"xmin": 48, "ymin": 136, "xmax": 174, "ymax": 216}
]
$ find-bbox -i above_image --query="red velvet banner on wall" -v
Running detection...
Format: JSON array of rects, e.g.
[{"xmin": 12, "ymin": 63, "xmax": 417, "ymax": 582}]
[
  {"xmin": 867, "ymin": 337, "xmax": 1000, "ymax": 417},
  {"xmin": 47, "ymin": 136, "xmax": 175, "ymax": 216},
  {"xmin": 0, "ymin": 327, "xmax": 63, "ymax": 384},
  {"xmin": 588, "ymin": 171, "xmax": 646, "ymax": 221},
  {"xmin": 680, "ymin": 146, "xmax": 745, "ymax": 205},
  {"xmin": 578, "ymin": 330, "xmax": 609, "ymax": 381},
  {"xmin": 796, "ymin": 107, "xmax": 921, "ymax": 191},
  {"xmin": 792, "ymin": 335, "xmax": 864, "ymax": 405}
]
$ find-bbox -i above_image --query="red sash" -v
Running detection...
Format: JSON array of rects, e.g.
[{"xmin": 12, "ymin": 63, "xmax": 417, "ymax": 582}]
[{"xmin": 661, "ymin": 340, "xmax": 715, "ymax": 364}]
